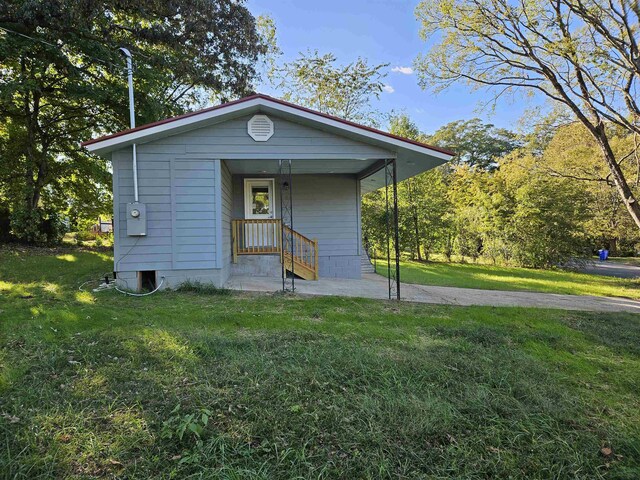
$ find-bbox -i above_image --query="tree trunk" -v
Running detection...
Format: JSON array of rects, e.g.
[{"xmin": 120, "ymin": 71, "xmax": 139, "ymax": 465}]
[
  {"xmin": 407, "ymin": 180, "xmax": 422, "ymax": 260},
  {"xmin": 593, "ymin": 125, "xmax": 640, "ymax": 231},
  {"xmin": 413, "ymin": 211, "xmax": 422, "ymax": 261}
]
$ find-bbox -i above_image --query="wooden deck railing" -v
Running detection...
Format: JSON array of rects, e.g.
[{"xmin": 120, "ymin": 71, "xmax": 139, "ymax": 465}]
[
  {"xmin": 232, "ymin": 219, "xmax": 318, "ymax": 280},
  {"xmin": 232, "ymin": 219, "xmax": 281, "ymax": 262}
]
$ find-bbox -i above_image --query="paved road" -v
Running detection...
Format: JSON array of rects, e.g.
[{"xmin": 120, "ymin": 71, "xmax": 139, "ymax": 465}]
[
  {"xmin": 227, "ymin": 273, "xmax": 640, "ymax": 313},
  {"xmin": 579, "ymin": 261, "xmax": 640, "ymax": 279}
]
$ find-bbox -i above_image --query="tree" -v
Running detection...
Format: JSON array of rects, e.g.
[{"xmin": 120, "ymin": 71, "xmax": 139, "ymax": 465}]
[
  {"xmin": 415, "ymin": 0, "xmax": 640, "ymax": 230},
  {"xmin": 269, "ymin": 50, "xmax": 389, "ymax": 125},
  {"xmin": 448, "ymin": 153, "xmax": 590, "ymax": 267},
  {"xmin": 362, "ymin": 114, "xmax": 454, "ymax": 261},
  {"xmin": 428, "ymin": 118, "xmax": 520, "ymax": 170},
  {"xmin": 542, "ymin": 123, "xmax": 640, "ymax": 255},
  {"xmin": 501, "ymin": 153, "xmax": 590, "ymax": 267},
  {"xmin": 389, "ymin": 115, "xmax": 427, "ymax": 259},
  {"xmin": 388, "ymin": 115, "xmax": 453, "ymax": 260},
  {"xmin": 0, "ymin": 0, "xmax": 268, "ymax": 242}
]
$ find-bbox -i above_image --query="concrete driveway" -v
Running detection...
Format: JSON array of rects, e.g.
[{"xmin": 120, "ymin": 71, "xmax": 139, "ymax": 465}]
[
  {"xmin": 578, "ymin": 261, "xmax": 640, "ymax": 279},
  {"xmin": 226, "ymin": 273, "xmax": 640, "ymax": 313}
]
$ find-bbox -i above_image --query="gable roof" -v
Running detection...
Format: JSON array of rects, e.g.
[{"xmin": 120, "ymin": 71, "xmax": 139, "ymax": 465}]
[{"xmin": 81, "ymin": 94, "xmax": 455, "ymax": 161}]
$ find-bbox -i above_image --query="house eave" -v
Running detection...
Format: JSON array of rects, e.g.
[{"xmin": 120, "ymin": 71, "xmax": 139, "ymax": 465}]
[{"xmin": 82, "ymin": 94, "xmax": 455, "ymax": 164}]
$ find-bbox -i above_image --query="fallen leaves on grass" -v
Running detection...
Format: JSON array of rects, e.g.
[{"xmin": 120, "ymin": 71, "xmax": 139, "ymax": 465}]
[{"xmin": 1, "ymin": 413, "xmax": 20, "ymax": 423}]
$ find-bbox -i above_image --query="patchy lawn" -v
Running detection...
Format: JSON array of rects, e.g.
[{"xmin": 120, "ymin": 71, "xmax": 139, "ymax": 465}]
[
  {"xmin": 374, "ymin": 259, "xmax": 640, "ymax": 300},
  {"xmin": 1, "ymin": 248, "xmax": 640, "ymax": 478}
]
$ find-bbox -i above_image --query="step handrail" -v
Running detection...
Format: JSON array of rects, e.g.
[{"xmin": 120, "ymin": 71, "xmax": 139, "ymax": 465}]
[
  {"xmin": 283, "ymin": 224, "xmax": 318, "ymax": 271},
  {"xmin": 232, "ymin": 218, "xmax": 319, "ymax": 280}
]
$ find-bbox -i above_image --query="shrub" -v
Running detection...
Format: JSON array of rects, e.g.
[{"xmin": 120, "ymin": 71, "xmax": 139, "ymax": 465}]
[
  {"xmin": 0, "ymin": 206, "xmax": 12, "ymax": 242},
  {"xmin": 76, "ymin": 230, "xmax": 99, "ymax": 242},
  {"xmin": 10, "ymin": 206, "xmax": 67, "ymax": 245}
]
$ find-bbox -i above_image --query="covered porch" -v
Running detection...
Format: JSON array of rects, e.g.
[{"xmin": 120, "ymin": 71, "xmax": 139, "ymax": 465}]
[{"xmin": 224, "ymin": 157, "xmax": 402, "ymax": 294}]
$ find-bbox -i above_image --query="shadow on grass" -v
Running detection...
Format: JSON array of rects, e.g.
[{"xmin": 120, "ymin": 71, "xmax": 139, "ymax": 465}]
[
  {"xmin": 2, "ymin": 303, "xmax": 640, "ymax": 478},
  {"xmin": 1, "ymin": 248, "xmax": 640, "ymax": 478}
]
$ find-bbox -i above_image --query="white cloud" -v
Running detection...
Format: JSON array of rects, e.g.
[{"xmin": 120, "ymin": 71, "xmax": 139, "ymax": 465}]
[
  {"xmin": 382, "ymin": 84, "xmax": 395, "ymax": 93},
  {"xmin": 391, "ymin": 66, "xmax": 414, "ymax": 75}
]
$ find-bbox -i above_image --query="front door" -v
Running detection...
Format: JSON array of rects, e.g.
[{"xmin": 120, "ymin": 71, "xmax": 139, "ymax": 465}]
[{"xmin": 244, "ymin": 178, "xmax": 277, "ymax": 248}]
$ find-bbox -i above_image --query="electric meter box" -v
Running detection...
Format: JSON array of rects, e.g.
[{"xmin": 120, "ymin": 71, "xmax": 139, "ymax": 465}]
[{"xmin": 126, "ymin": 202, "xmax": 147, "ymax": 236}]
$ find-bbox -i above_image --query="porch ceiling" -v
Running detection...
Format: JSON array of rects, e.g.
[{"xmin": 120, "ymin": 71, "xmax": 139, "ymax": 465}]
[
  {"xmin": 224, "ymin": 158, "xmax": 378, "ymax": 175},
  {"xmin": 224, "ymin": 156, "xmax": 440, "ymax": 193}
]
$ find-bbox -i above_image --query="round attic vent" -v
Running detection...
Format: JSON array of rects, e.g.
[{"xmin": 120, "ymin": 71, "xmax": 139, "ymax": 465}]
[{"xmin": 248, "ymin": 114, "xmax": 274, "ymax": 141}]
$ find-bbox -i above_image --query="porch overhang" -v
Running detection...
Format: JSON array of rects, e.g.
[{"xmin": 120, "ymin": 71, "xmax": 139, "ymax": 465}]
[{"xmin": 221, "ymin": 157, "xmax": 439, "ymax": 193}]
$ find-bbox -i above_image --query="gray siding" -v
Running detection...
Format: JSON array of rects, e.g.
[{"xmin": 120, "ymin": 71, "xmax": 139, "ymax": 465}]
[
  {"xmin": 114, "ymin": 149, "xmax": 174, "ymax": 272},
  {"xmin": 171, "ymin": 158, "xmax": 217, "ymax": 270},
  {"xmin": 146, "ymin": 114, "xmax": 391, "ymax": 159},
  {"xmin": 230, "ymin": 173, "xmax": 361, "ymax": 278},
  {"xmin": 113, "ymin": 148, "xmax": 219, "ymax": 274},
  {"xmin": 220, "ymin": 160, "xmax": 233, "ymax": 282},
  {"xmin": 292, "ymin": 175, "xmax": 360, "ymax": 258}
]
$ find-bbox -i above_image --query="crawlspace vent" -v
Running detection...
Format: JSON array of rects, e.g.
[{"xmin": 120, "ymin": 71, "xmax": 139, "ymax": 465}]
[{"xmin": 247, "ymin": 114, "xmax": 274, "ymax": 141}]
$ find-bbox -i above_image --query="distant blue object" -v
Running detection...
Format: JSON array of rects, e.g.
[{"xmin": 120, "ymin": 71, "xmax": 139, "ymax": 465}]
[{"xmin": 598, "ymin": 249, "xmax": 609, "ymax": 261}]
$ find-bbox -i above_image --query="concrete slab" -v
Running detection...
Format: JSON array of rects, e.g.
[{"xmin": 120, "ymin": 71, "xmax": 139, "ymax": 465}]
[
  {"xmin": 577, "ymin": 262, "xmax": 640, "ymax": 279},
  {"xmin": 226, "ymin": 273, "xmax": 640, "ymax": 313}
]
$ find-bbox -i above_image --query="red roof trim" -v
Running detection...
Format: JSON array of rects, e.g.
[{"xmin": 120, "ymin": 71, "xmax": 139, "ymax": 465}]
[{"xmin": 81, "ymin": 93, "xmax": 456, "ymax": 157}]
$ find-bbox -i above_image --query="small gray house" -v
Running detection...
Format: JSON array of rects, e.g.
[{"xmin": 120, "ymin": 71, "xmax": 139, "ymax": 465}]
[{"xmin": 83, "ymin": 94, "xmax": 453, "ymax": 291}]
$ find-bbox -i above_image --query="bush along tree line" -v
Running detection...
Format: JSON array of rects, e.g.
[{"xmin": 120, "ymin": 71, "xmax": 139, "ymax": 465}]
[
  {"xmin": 0, "ymin": 0, "xmax": 270, "ymax": 244},
  {"xmin": 362, "ymin": 115, "xmax": 640, "ymax": 269}
]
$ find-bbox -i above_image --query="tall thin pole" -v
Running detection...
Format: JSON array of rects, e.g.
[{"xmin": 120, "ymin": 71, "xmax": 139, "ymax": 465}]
[
  {"xmin": 279, "ymin": 160, "xmax": 285, "ymax": 291},
  {"xmin": 385, "ymin": 159, "xmax": 392, "ymax": 299},
  {"xmin": 124, "ymin": 55, "xmax": 135, "ymax": 129},
  {"xmin": 119, "ymin": 47, "xmax": 138, "ymax": 203},
  {"xmin": 392, "ymin": 158, "xmax": 401, "ymax": 300},
  {"xmin": 288, "ymin": 160, "xmax": 294, "ymax": 292}
]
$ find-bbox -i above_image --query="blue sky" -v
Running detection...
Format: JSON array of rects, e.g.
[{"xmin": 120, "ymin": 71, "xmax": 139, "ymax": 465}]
[{"xmin": 247, "ymin": 0, "xmax": 542, "ymax": 135}]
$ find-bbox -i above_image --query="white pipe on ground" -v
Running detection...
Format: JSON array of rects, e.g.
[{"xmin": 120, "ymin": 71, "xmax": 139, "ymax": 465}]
[{"xmin": 119, "ymin": 47, "xmax": 138, "ymax": 202}]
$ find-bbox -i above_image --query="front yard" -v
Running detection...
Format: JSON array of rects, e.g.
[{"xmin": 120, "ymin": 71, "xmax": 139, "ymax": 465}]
[
  {"xmin": 1, "ymin": 248, "xmax": 639, "ymax": 478},
  {"xmin": 374, "ymin": 259, "xmax": 640, "ymax": 300}
]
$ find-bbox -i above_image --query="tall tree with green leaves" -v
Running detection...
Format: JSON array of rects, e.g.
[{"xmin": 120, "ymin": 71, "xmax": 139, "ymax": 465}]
[
  {"xmin": 415, "ymin": 0, "xmax": 640, "ymax": 230},
  {"xmin": 269, "ymin": 50, "xmax": 389, "ymax": 126},
  {"xmin": 542, "ymin": 123, "xmax": 640, "ymax": 255},
  {"xmin": 0, "ymin": 0, "xmax": 268, "ymax": 243},
  {"xmin": 362, "ymin": 114, "xmax": 454, "ymax": 261},
  {"xmin": 429, "ymin": 118, "xmax": 520, "ymax": 170}
]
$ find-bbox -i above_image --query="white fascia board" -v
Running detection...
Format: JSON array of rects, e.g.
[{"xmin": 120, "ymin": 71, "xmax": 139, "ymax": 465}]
[
  {"xmin": 261, "ymin": 102, "xmax": 454, "ymax": 161},
  {"xmin": 84, "ymin": 98, "xmax": 264, "ymax": 154}
]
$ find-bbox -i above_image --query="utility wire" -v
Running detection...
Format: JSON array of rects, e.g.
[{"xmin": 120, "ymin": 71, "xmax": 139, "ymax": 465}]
[{"xmin": 0, "ymin": 25, "xmax": 122, "ymax": 69}]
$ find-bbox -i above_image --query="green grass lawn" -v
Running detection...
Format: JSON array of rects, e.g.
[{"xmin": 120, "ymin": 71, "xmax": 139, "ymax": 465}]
[
  {"xmin": 374, "ymin": 259, "xmax": 640, "ymax": 300},
  {"xmin": 2, "ymin": 247, "xmax": 640, "ymax": 478}
]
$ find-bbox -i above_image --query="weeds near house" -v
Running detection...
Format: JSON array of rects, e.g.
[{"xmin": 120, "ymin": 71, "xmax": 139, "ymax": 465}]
[{"xmin": 176, "ymin": 279, "xmax": 232, "ymax": 296}]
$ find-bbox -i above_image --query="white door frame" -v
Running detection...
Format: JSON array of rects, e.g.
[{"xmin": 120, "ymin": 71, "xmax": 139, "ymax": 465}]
[
  {"xmin": 243, "ymin": 178, "xmax": 277, "ymax": 249},
  {"xmin": 244, "ymin": 178, "xmax": 275, "ymax": 219}
]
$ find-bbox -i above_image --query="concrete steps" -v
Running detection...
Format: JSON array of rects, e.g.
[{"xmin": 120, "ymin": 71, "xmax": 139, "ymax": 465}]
[{"xmin": 361, "ymin": 254, "xmax": 375, "ymax": 274}]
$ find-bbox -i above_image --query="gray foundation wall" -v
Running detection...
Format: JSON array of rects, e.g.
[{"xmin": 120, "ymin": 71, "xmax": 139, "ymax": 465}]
[
  {"xmin": 319, "ymin": 255, "xmax": 361, "ymax": 279},
  {"xmin": 230, "ymin": 255, "xmax": 281, "ymax": 277},
  {"xmin": 116, "ymin": 268, "xmax": 229, "ymax": 291}
]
